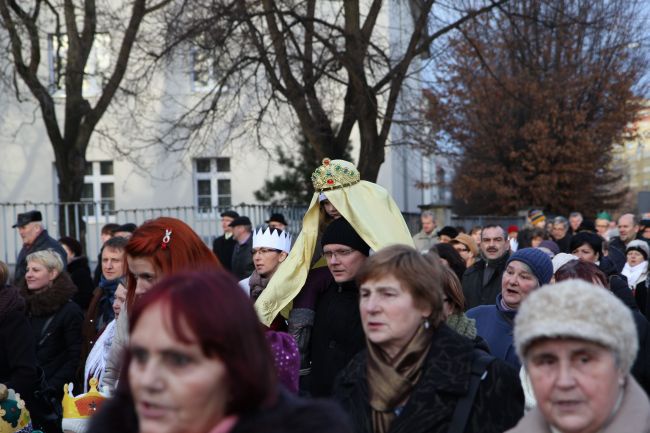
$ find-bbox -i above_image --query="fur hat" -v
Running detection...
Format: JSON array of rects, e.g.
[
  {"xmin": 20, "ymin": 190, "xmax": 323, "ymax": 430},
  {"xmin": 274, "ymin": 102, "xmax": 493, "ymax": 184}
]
[
  {"xmin": 626, "ymin": 239, "xmax": 649, "ymax": 261},
  {"xmin": 450, "ymin": 233, "xmax": 478, "ymax": 257},
  {"xmin": 507, "ymin": 247, "xmax": 553, "ymax": 285},
  {"xmin": 515, "ymin": 280, "xmax": 638, "ymax": 374}
]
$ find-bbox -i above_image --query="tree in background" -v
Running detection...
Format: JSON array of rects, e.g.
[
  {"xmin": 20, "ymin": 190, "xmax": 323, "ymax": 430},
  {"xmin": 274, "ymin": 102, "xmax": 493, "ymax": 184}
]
[
  {"xmin": 254, "ymin": 131, "xmax": 353, "ymax": 205},
  {"xmin": 434, "ymin": 0, "xmax": 647, "ymax": 216},
  {"xmin": 155, "ymin": 0, "xmax": 508, "ymax": 182},
  {"xmin": 0, "ymin": 0, "xmax": 171, "ymax": 236}
]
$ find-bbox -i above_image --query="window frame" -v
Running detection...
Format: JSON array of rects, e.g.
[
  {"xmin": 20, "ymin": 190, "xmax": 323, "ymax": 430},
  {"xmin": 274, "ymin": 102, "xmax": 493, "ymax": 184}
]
[{"xmin": 193, "ymin": 157, "xmax": 232, "ymax": 216}]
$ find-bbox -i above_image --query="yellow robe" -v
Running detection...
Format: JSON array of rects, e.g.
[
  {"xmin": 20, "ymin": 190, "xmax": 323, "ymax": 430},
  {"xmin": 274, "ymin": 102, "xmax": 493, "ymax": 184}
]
[{"xmin": 255, "ymin": 180, "xmax": 415, "ymax": 326}]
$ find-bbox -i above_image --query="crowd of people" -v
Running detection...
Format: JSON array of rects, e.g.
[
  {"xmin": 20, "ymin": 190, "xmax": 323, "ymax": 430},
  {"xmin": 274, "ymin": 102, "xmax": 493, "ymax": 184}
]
[{"xmin": 1, "ymin": 159, "xmax": 650, "ymax": 432}]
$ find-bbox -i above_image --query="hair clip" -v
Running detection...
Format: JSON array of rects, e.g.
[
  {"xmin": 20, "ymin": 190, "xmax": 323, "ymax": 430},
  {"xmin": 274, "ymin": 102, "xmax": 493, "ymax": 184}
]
[{"xmin": 161, "ymin": 229, "xmax": 172, "ymax": 249}]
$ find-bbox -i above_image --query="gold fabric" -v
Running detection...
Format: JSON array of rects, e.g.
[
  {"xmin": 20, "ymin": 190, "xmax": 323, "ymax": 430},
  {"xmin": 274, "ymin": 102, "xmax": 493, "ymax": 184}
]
[
  {"xmin": 367, "ymin": 325, "xmax": 433, "ymax": 433},
  {"xmin": 254, "ymin": 179, "xmax": 415, "ymax": 326}
]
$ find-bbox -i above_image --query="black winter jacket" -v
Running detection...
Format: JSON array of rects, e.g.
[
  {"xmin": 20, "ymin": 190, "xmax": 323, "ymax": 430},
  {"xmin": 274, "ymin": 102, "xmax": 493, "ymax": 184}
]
[
  {"xmin": 333, "ymin": 324, "xmax": 524, "ymax": 433},
  {"xmin": 67, "ymin": 256, "xmax": 95, "ymax": 311},
  {"xmin": 461, "ymin": 252, "xmax": 510, "ymax": 310},
  {"xmin": 231, "ymin": 235, "xmax": 255, "ymax": 280},
  {"xmin": 213, "ymin": 234, "xmax": 236, "ymax": 271},
  {"xmin": 308, "ymin": 279, "xmax": 365, "ymax": 397},
  {"xmin": 0, "ymin": 285, "xmax": 40, "ymax": 409},
  {"xmin": 89, "ymin": 385, "xmax": 354, "ymax": 433},
  {"xmin": 21, "ymin": 272, "xmax": 83, "ymax": 398},
  {"xmin": 14, "ymin": 229, "xmax": 68, "ymax": 284}
]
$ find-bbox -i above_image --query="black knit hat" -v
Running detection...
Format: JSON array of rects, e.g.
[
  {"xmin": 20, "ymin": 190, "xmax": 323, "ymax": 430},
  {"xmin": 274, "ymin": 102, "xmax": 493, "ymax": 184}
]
[
  {"xmin": 321, "ymin": 218, "xmax": 370, "ymax": 256},
  {"xmin": 437, "ymin": 226, "xmax": 459, "ymax": 239}
]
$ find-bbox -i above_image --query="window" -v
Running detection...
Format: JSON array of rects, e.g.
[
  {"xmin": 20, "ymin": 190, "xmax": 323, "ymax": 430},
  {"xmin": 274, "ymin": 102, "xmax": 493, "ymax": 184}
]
[
  {"xmin": 194, "ymin": 157, "xmax": 232, "ymax": 213},
  {"xmin": 190, "ymin": 42, "xmax": 227, "ymax": 93},
  {"xmin": 48, "ymin": 33, "xmax": 111, "ymax": 96},
  {"xmin": 82, "ymin": 161, "xmax": 116, "ymax": 216}
]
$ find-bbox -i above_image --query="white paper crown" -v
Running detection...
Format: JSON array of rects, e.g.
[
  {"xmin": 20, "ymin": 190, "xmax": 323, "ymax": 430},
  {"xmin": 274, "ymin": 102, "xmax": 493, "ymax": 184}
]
[{"xmin": 253, "ymin": 227, "xmax": 292, "ymax": 253}]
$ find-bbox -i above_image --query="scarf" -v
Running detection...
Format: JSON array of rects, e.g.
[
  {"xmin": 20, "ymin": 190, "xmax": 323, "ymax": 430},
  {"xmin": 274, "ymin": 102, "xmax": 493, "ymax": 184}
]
[
  {"xmin": 84, "ymin": 319, "xmax": 116, "ymax": 392},
  {"xmin": 367, "ymin": 323, "xmax": 433, "ymax": 433},
  {"xmin": 97, "ymin": 276, "xmax": 121, "ymax": 329},
  {"xmin": 621, "ymin": 261, "xmax": 647, "ymax": 289},
  {"xmin": 445, "ymin": 313, "xmax": 477, "ymax": 340},
  {"xmin": 249, "ymin": 271, "xmax": 270, "ymax": 302}
]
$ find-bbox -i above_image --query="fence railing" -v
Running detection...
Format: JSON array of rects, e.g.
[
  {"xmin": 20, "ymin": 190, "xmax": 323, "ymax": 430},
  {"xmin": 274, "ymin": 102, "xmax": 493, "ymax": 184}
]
[{"xmin": 0, "ymin": 202, "xmax": 308, "ymax": 267}]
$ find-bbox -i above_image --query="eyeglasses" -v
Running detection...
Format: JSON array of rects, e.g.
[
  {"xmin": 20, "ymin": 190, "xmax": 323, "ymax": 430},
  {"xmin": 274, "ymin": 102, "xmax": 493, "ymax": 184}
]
[
  {"xmin": 252, "ymin": 248, "xmax": 281, "ymax": 256},
  {"xmin": 323, "ymin": 248, "xmax": 355, "ymax": 260}
]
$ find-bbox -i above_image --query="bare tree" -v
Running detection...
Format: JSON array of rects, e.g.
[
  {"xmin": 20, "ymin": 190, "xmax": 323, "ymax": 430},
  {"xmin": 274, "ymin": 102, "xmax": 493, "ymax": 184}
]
[
  {"xmin": 433, "ymin": 0, "xmax": 648, "ymax": 215},
  {"xmin": 0, "ymin": 0, "xmax": 171, "ymax": 220},
  {"xmin": 153, "ymin": 0, "xmax": 507, "ymax": 182}
]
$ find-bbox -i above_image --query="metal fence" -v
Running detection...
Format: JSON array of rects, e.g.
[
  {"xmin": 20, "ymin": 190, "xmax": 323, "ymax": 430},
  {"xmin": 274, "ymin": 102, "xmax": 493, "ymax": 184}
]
[{"xmin": 0, "ymin": 202, "xmax": 308, "ymax": 267}]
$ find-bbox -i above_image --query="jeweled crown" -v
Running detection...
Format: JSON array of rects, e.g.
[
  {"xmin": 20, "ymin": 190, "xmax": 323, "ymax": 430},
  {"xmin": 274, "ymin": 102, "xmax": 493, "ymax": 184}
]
[
  {"xmin": 253, "ymin": 227, "xmax": 292, "ymax": 253},
  {"xmin": 311, "ymin": 158, "xmax": 360, "ymax": 192}
]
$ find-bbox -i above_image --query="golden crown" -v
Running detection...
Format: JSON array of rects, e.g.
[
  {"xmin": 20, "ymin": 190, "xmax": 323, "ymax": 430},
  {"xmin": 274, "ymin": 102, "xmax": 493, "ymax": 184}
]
[
  {"xmin": 311, "ymin": 158, "xmax": 360, "ymax": 192},
  {"xmin": 62, "ymin": 378, "xmax": 108, "ymax": 420}
]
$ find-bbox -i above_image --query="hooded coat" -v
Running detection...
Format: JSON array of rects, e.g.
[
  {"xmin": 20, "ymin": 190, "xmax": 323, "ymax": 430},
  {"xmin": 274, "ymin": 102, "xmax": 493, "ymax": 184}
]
[{"xmin": 21, "ymin": 272, "xmax": 83, "ymax": 397}]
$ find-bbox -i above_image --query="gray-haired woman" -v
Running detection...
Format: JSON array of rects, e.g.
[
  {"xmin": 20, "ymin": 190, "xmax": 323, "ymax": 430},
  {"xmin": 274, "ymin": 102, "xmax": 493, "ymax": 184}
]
[{"xmin": 507, "ymin": 279, "xmax": 650, "ymax": 432}]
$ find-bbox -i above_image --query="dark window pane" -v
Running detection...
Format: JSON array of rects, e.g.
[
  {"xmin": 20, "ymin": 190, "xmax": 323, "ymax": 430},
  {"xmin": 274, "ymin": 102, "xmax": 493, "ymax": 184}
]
[
  {"xmin": 198, "ymin": 197, "xmax": 212, "ymax": 210},
  {"xmin": 196, "ymin": 158, "xmax": 211, "ymax": 173},
  {"xmin": 217, "ymin": 196, "xmax": 231, "ymax": 207},
  {"xmin": 217, "ymin": 179, "xmax": 231, "ymax": 195},
  {"xmin": 197, "ymin": 180, "xmax": 211, "ymax": 195},
  {"xmin": 81, "ymin": 183, "xmax": 94, "ymax": 199},
  {"xmin": 216, "ymin": 157, "xmax": 230, "ymax": 172},
  {"xmin": 100, "ymin": 161, "xmax": 113, "ymax": 175},
  {"xmin": 84, "ymin": 162, "xmax": 93, "ymax": 175},
  {"xmin": 101, "ymin": 183, "xmax": 114, "ymax": 199}
]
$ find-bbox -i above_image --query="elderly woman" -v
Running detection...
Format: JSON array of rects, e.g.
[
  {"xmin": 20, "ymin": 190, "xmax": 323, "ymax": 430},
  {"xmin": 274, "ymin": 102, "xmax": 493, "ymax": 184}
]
[
  {"xmin": 89, "ymin": 270, "xmax": 352, "ymax": 433},
  {"xmin": 506, "ymin": 280, "xmax": 650, "ymax": 432},
  {"xmin": 21, "ymin": 249, "xmax": 83, "ymax": 432},
  {"xmin": 334, "ymin": 245, "xmax": 523, "ymax": 433},
  {"xmin": 467, "ymin": 248, "xmax": 553, "ymax": 369}
]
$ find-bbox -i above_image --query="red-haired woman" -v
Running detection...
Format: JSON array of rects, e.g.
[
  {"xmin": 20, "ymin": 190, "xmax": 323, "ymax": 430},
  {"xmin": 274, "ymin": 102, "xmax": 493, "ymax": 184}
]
[
  {"xmin": 101, "ymin": 217, "xmax": 221, "ymax": 392},
  {"xmin": 89, "ymin": 270, "xmax": 352, "ymax": 433}
]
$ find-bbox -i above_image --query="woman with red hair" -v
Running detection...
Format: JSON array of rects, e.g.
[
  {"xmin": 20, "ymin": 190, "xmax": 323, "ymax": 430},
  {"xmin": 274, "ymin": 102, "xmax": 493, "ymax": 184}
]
[
  {"xmin": 101, "ymin": 217, "xmax": 221, "ymax": 392},
  {"xmin": 89, "ymin": 270, "xmax": 352, "ymax": 433}
]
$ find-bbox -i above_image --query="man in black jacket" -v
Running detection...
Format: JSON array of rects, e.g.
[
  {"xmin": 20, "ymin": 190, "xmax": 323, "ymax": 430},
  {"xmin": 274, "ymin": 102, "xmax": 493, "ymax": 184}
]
[
  {"xmin": 212, "ymin": 210, "xmax": 239, "ymax": 271},
  {"xmin": 13, "ymin": 210, "xmax": 67, "ymax": 284},
  {"xmin": 230, "ymin": 216, "xmax": 255, "ymax": 280},
  {"xmin": 462, "ymin": 225, "xmax": 510, "ymax": 310},
  {"xmin": 309, "ymin": 218, "xmax": 370, "ymax": 397}
]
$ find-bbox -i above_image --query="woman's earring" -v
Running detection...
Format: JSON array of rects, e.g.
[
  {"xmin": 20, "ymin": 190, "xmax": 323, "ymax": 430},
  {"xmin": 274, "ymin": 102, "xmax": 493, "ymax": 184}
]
[{"xmin": 423, "ymin": 318, "xmax": 430, "ymax": 330}]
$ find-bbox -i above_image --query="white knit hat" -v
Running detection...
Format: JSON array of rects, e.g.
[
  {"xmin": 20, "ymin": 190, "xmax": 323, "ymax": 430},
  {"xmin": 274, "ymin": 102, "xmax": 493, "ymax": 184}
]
[{"xmin": 514, "ymin": 280, "xmax": 638, "ymax": 373}]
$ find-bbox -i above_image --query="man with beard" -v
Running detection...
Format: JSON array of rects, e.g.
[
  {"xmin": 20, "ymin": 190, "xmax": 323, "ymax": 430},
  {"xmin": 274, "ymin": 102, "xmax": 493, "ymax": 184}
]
[{"xmin": 462, "ymin": 225, "xmax": 511, "ymax": 309}]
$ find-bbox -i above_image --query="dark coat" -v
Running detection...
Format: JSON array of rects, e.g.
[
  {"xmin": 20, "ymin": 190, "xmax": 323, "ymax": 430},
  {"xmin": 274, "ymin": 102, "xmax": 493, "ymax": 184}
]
[
  {"xmin": 213, "ymin": 234, "xmax": 237, "ymax": 271},
  {"xmin": 308, "ymin": 279, "xmax": 365, "ymax": 397},
  {"xmin": 14, "ymin": 229, "xmax": 68, "ymax": 284},
  {"xmin": 333, "ymin": 324, "xmax": 524, "ymax": 433},
  {"xmin": 231, "ymin": 234, "xmax": 255, "ymax": 280},
  {"xmin": 88, "ymin": 385, "xmax": 354, "ymax": 433},
  {"xmin": 461, "ymin": 252, "xmax": 510, "ymax": 310},
  {"xmin": 21, "ymin": 272, "xmax": 83, "ymax": 397},
  {"xmin": 67, "ymin": 256, "xmax": 95, "ymax": 311},
  {"xmin": 0, "ymin": 285, "xmax": 40, "ymax": 410}
]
